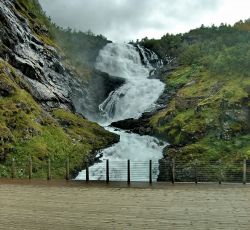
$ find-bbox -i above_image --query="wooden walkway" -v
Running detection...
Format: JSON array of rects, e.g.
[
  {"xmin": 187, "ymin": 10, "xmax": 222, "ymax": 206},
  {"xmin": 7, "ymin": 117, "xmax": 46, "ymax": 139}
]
[{"xmin": 0, "ymin": 180, "xmax": 249, "ymax": 229}]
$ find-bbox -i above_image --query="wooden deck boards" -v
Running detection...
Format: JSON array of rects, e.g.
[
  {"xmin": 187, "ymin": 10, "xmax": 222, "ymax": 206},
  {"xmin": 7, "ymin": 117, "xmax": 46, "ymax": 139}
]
[{"xmin": 0, "ymin": 181, "xmax": 249, "ymax": 229}]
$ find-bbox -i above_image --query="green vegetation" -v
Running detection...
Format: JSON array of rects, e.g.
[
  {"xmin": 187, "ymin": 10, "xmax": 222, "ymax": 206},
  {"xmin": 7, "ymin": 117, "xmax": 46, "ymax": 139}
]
[
  {"xmin": 141, "ymin": 22, "xmax": 250, "ymax": 76},
  {"xmin": 5, "ymin": 0, "xmax": 249, "ymax": 173},
  {"xmin": 16, "ymin": 0, "xmax": 56, "ymax": 46},
  {"xmin": 16, "ymin": 0, "xmax": 108, "ymax": 79},
  {"xmin": 147, "ymin": 22, "xmax": 250, "ymax": 162},
  {"xmin": 0, "ymin": 0, "xmax": 118, "ymax": 179},
  {"xmin": 0, "ymin": 60, "xmax": 117, "ymax": 178}
]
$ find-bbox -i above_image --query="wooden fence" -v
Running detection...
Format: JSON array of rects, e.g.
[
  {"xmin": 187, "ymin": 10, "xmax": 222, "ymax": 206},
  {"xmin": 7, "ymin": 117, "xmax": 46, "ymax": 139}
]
[{"xmin": 1, "ymin": 158, "xmax": 249, "ymax": 184}]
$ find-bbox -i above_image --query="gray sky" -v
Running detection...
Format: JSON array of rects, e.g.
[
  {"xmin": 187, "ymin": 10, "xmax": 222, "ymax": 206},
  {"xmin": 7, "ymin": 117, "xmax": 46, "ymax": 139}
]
[{"xmin": 39, "ymin": 0, "xmax": 250, "ymax": 42}]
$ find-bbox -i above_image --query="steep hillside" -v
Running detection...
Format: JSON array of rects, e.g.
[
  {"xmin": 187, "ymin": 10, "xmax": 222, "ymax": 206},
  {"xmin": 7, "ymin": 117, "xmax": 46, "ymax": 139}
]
[
  {"xmin": 141, "ymin": 23, "xmax": 250, "ymax": 162},
  {"xmin": 0, "ymin": 0, "xmax": 119, "ymax": 178},
  {"xmin": 13, "ymin": 0, "xmax": 122, "ymax": 119}
]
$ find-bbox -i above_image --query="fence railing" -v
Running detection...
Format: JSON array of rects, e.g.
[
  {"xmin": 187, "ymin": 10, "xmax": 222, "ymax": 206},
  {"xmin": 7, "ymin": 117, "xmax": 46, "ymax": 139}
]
[{"xmin": 0, "ymin": 157, "xmax": 249, "ymax": 184}]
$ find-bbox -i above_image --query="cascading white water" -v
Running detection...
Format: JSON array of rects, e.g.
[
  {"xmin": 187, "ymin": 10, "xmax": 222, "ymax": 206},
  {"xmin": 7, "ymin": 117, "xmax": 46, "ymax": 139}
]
[
  {"xmin": 76, "ymin": 127, "xmax": 165, "ymax": 181},
  {"xmin": 95, "ymin": 43, "xmax": 165, "ymax": 124},
  {"xmin": 76, "ymin": 43, "xmax": 166, "ymax": 182}
]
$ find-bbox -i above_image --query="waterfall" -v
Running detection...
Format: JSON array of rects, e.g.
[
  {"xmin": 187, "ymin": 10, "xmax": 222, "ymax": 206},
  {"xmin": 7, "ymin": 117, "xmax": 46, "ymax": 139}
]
[
  {"xmin": 76, "ymin": 43, "xmax": 166, "ymax": 182},
  {"xmin": 95, "ymin": 43, "xmax": 165, "ymax": 124}
]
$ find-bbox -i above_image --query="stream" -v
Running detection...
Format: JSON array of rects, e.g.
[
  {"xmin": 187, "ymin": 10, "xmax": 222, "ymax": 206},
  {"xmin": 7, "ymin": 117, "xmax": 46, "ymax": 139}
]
[{"xmin": 76, "ymin": 43, "xmax": 166, "ymax": 181}]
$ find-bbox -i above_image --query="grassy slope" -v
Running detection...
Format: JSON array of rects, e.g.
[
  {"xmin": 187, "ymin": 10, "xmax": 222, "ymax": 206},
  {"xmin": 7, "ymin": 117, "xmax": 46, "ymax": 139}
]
[
  {"xmin": 8, "ymin": 0, "xmax": 249, "ymax": 168},
  {"xmin": 0, "ymin": 60, "xmax": 117, "ymax": 178},
  {"xmin": 0, "ymin": 0, "xmax": 117, "ymax": 178},
  {"xmin": 150, "ymin": 66, "xmax": 250, "ymax": 162},
  {"xmin": 144, "ymin": 24, "xmax": 250, "ymax": 162}
]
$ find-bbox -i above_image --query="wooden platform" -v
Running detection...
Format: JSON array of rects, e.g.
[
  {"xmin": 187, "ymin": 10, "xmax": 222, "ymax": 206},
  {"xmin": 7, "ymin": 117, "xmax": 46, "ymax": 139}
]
[{"xmin": 0, "ymin": 180, "xmax": 249, "ymax": 229}]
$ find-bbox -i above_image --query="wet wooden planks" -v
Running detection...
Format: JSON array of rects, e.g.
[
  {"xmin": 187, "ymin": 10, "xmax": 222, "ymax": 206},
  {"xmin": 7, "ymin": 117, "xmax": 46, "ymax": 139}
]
[{"xmin": 0, "ymin": 182, "xmax": 249, "ymax": 229}]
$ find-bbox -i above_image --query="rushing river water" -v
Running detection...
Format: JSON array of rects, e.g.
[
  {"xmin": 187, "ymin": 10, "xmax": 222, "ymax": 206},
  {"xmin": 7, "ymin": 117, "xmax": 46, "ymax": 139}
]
[{"xmin": 76, "ymin": 43, "xmax": 166, "ymax": 181}]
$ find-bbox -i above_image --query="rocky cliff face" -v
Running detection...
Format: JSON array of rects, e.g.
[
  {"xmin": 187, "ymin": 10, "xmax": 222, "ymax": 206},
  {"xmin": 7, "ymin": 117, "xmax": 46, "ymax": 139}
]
[
  {"xmin": 72, "ymin": 70, "xmax": 125, "ymax": 121},
  {"xmin": 0, "ymin": 0, "xmax": 119, "ymax": 178},
  {"xmin": 0, "ymin": 0, "xmax": 77, "ymax": 109},
  {"xmin": 0, "ymin": 0, "xmax": 122, "ymax": 115}
]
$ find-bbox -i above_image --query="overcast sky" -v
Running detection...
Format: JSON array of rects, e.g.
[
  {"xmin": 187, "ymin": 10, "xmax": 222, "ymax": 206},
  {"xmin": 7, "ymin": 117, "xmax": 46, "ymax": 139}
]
[{"xmin": 39, "ymin": 0, "xmax": 250, "ymax": 42}]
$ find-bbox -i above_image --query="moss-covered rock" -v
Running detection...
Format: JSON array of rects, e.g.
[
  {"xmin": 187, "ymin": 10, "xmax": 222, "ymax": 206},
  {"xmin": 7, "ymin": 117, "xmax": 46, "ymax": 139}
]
[
  {"xmin": 15, "ymin": 0, "xmax": 56, "ymax": 46},
  {"xmin": 0, "ymin": 60, "xmax": 119, "ymax": 178},
  {"xmin": 151, "ymin": 65, "xmax": 250, "ymax": 162},
  {"xmin": 0, "ymin": 0, "xmax": 120, "ymax": 179}
]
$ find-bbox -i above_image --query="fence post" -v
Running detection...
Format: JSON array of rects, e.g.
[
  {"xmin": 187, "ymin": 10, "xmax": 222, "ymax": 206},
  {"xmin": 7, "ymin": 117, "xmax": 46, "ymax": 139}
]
[
  {"xmin": 65, "ymin": 158, "xmax": 70, "ymax": 181},
  {"xmin": 47, "ymin": 158, "xmax": 51, "ymax": 181},
  {"xmin": 194, "ymin": 159, "xmax": 198, "ymax": 184},
  {"xmin": 127, "ymin": 160, "xmax": 130, "ymax": 184},
  {"xmin": 11, "ymin": 158, "xmax": 16, "ymax": 179},
  {"xmin": 164, "ymin": 159, "xmax": 168, "ymax": 182},
  {"xmin": 171, "ymin": 157, "xmax": 175, "ymax": 184},
  {"xmin": 218, "ymin": 160, "xmax": 222, "ymax": 184},
  {"xmin": 29, "ymin": 157, "xmax": 32, "ymax": 180},
  {"xmin": 86, "ymin": 161, "xmax": 89, "ymax": 182},
  {"xmin": 106, "ymin": 159, "xmax": 109, "ymax": 183},
  {"xmin": 149, "ymin": 160, "xmax": 152, "ymax": 184},
  {"xmin": 243, "ymin": 159, "xmax": 247, "ymax": 185}
]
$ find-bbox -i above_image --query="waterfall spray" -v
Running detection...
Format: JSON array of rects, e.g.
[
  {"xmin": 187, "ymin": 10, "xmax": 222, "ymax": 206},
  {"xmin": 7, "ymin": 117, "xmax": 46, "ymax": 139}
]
[{"xmin": 76, "ymin": 43, "xmax": 166, "ymax": 181}]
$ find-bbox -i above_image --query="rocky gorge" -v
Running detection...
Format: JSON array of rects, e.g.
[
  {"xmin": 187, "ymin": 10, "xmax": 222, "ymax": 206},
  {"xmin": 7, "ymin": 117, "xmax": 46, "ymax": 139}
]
[{"xmin": 0, "ymin": 0, "xmax": 249, "ymax": 180}]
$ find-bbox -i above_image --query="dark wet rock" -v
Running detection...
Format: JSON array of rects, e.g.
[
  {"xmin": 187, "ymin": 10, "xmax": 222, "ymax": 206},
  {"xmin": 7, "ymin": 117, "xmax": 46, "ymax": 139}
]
[
  {"xmin": 0, "ymin": 0, "xmax": 84, "ymax": 110},
  {"xmin": 135, "ymin": 44, "xmax": 163, "ymax": 69},
  {"xmin": 72, "ymin": 69, "xmax": 125, "ymax": 120},
  {"xmin": 111, "ymin": 112, "xmax": 155, "ymax": 135},
  {"xmin": 101, "ymin": 71, "xmax": 125, "ymax": 98},
  {"xmin": 0, "ymin": 0, "xmax": 118, "ymax": 116}
]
